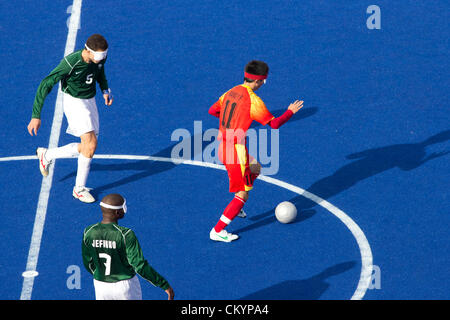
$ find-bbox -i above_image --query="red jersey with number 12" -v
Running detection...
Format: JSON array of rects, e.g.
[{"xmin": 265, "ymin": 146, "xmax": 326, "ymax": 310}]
[{"xmin": 211, "ymin": 84, "xmax": 275, "ymax": 143}]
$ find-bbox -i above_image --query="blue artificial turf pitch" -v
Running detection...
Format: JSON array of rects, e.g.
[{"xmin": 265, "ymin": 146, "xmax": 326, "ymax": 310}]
[{"xmin": 0, "ymin": 0, "xmax": 448, "ymax": 300}]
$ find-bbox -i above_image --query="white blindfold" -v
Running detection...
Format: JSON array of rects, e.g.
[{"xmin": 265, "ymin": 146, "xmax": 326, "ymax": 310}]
[
  {"xmin": 85, "ymin": 44, "xmax": 108, "ymax": 61},
  {"xmin": 100, "ymin": 198, "xmax": 127, "ymax": 213}
]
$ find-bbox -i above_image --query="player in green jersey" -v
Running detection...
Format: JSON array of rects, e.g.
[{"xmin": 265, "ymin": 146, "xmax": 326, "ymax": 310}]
[
  {"xmin": 27, "ymin": 34, "xmax": 113, "ymax": 203},
  {"xmin": 82, "ymin": 193, "xmax": 175, "ymax": 300}
]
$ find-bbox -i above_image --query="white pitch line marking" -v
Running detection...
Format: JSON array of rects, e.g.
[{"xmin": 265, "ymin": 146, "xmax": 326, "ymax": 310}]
[
  {"xmin": 2, "ymin": 153, "xmax": 373, "ymax": 300},
  {"xmin": 19, "ymin": 0, "xmax": 83, "ymax": 300}
]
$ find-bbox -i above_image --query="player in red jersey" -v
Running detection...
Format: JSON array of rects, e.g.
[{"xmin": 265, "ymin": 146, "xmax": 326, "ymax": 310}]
[{"xmin": 208, "ymin": 60, "xmax": 304, "ymax": 242}]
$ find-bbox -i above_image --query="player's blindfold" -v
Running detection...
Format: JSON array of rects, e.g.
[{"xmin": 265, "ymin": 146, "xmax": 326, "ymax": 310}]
[
  {"xmin": 85, "ymin": 44, "xmax": 108, "ymax": 61},
  {"xmin": 100, "ymin": 199, "xmax": 127, "ymax": 213},
  {"xmin": 244, "ymin": 72, "xmax": 268, "ymax": 84}
]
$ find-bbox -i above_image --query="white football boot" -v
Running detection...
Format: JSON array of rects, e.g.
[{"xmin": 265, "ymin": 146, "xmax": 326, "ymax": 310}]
[
  {"xmin": 210, "ymin": 228, "xmax": 239, "ymax": 243},
  {"xmin": 73, "ymin": 186, "xmax": 95, "ymax": 203},
  {"xmin": 36, "ymin": 147, "xmax": 51, "ymax": 177}
]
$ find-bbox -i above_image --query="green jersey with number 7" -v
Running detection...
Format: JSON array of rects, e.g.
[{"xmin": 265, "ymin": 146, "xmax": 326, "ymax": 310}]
[{"xmin": 82, "ymin": 222, "xmax": 170, "ymax": 290}]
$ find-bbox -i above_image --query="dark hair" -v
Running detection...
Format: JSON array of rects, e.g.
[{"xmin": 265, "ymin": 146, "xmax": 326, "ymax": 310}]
[
  {"xmin": 244, "ymin": 60, "xmax": 269, "ymax": 82},
  {"xmin": 86, "ymin": 34, "xmax": 108, "ymax": 51}
]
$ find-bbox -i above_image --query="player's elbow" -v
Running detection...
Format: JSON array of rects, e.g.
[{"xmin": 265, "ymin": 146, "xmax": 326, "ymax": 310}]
[
  {"xmin": 268, "ymin": 120, "xmax": 280, "ymax": 129},
  {"xmin": 208, "ymin": 109, "xmax": 220, "ymax": 118}
]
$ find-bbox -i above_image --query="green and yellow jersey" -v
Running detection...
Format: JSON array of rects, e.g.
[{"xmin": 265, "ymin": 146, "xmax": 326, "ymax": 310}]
[
  {"xmin": 32, "ymin": 49, "xmax": 108, "ymax": 119},
  {"xmin": 82, "ymin": 222, "xmax": 170, "ymax": 290}
]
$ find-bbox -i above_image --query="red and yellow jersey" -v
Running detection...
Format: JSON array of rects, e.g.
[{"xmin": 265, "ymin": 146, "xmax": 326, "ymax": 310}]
[{"xmin": 211, "ymin": 84, "xmax": 275, "ymax": 143}]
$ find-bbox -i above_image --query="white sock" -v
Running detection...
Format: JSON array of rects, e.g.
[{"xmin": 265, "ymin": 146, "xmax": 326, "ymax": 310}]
[
  {"xmin": 75, "ymin": 154, "xmax": 92, "ymax": 189},
  {"xmin": 45, "ymin": 143, "xmax": 80, "ymax": 161}
]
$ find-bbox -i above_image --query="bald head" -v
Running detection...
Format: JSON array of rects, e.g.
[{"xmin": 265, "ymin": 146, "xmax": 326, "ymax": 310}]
[
  {"xmin": 100, "ymin": 194, "xmax": 126, "ymax": 223},
  {"xmin": 101, "ymin": 193, "xmax": 125, "ymax": 206}
]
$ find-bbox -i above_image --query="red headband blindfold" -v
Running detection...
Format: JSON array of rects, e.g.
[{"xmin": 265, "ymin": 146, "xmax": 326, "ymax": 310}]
[{"xmin": 244, "ymin": 72, "xmax": 268, "ymax": 80}]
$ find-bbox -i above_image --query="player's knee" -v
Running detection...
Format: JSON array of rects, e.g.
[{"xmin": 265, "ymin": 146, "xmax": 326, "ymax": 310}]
[
  {"xmin": 85, "ymin": 139, "xmax": 97, "ymax": 155},
  {"xmin": 81, "ymin": 134, "xmax": 97, "ymax": 157},
  {"xmin": 236, "ymin": 191, "xmax": 249, "ymax": 201},
  {"xmin": 86, "ymin": 143, "xmax": 97, "ymax": 157},
  {"xmin": 250, "ymin": 162, "xmax": 261, "ymax": 175}
]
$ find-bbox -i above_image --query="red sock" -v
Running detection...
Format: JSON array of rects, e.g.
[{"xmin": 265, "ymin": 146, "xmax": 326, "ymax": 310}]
[{"xmin": 214, "ymin": 195, "xmax": 246, "ymax": 232}]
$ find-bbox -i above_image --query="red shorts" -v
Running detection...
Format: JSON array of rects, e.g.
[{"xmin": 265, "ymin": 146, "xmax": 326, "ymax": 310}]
[{"xmin": 219, "ymin": 141, "xmax": 255, "ymax": 193}]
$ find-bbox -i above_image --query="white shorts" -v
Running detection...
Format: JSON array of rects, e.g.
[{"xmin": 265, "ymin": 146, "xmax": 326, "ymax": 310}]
[
  {"xmin": 93, "ymin": 275, "xmax": 142, "ymax": 300},
  {"xmin": 63, "ymin": 92, "xmax": 99, "ymax": 137}
]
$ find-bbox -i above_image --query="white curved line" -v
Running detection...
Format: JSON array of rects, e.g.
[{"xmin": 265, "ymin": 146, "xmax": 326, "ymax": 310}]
[
  {"xmin": 1, "ymin": 153, "xmax": 373, "ymax": 300},
  {"xmin": 257, "ymin": 175, "xmax": 373, "ymax": 300}
]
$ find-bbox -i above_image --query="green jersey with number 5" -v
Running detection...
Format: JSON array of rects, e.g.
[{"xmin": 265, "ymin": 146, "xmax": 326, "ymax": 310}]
[
  {"xmin": 32, "ymin": 49, "xmax": 109, "ymax": 119},
  {"xmin": 82, "ymin": 222, "xmax": 170, "ymax": 290}
]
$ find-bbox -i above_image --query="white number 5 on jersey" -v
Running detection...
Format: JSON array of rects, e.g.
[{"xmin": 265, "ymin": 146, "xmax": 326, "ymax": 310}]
[{"xmin": 86, "ymin": 73, "xmax": 94, "ymax": 84}]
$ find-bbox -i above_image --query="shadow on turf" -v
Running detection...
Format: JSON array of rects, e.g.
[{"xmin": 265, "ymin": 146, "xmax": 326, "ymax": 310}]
[
  {"xmin": 241, "ymin": 129, "xmax": 450, "ymax": 232},
  {"xmin": 233, "ymin": 209, "xmax": 316, "ymax": 234},
  {"xmin": 239, "ymin": 261, "xmax": 356, "ymax": 300},
  {"xmin": 59, "ymin": 108, "xmax": 319, "ymax": 198},
  {"xmin": 58, "ymin": 133, "xmax": 203, "ymax": 199}
]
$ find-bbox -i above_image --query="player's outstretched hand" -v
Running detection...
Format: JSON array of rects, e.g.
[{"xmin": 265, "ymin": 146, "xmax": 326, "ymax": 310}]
[
  {"xmin": 288, "ymin": 100, "xmax": 304, "ymax": 114},
  {"xmin": 165, "ymin": 286, "xmax": 175, "ymax": 300},
  {"xmin": 27, "ymin": 118, "xmax": 41, "ymax": 136}
]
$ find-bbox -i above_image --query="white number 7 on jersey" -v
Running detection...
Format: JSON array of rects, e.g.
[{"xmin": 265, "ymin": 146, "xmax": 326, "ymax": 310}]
[{"xmin": 99, "ymin": 253, "xmax": 111, "ymax": 276}]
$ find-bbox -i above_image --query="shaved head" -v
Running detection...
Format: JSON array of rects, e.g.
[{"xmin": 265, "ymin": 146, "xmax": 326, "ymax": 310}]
[
  {"xmin": 101, "ymin": 193, "xmax": 125, "ymax": 206},
  {"xmin": 100, "ymin": 193, "xmax": 126, "ymax": 223}
]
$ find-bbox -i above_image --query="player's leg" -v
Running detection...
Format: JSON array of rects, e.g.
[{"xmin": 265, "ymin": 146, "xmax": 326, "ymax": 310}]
[
  {"xmin": 122, "ymin": 275, "xmax": 143, "ymax": 300},
  {"xmin": 93, "ymin": 278, "xmax": 138, "ymax": 300},
  {"xmin": 210, "ymin": 144, "xmax": 252, "ymax": 242},
  {"xmin": 73, "ymin": 131, "xmax": 97, "ymax": 203},
  {"xmin": 79, "ymin": 130, "xmax": 97, "ymax": 158},
  {"xmin": 238, "ymin": 157, "xmax": 261, "ymax": 218},
  {"xmin": 93, "ymin": 279, "xmax": 113, "ymax": 300},
  {"xmin": 212, "ymin": 190, "xmax": 247, "ymax": 231},
  {"xmin": 249, "ymin": 157, "xmax": 261, "ymax": 180},
  {"xmin": 61, "ymin": 93, "xmax": 100, "ymax": 203},
  {"xmin": 36, "ymin": 143, "xmax": 80, "ymax": 177}
]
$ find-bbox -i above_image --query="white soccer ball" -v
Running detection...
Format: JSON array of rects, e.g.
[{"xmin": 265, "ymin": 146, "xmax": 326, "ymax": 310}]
[{"xmin": 275, "ymin": 201, "xmax": 297, "ymax": 224}]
